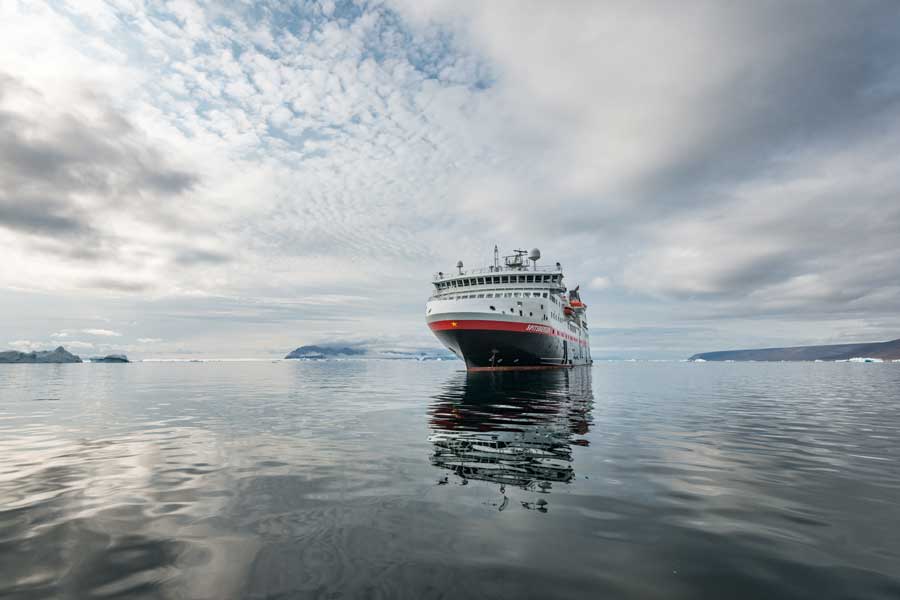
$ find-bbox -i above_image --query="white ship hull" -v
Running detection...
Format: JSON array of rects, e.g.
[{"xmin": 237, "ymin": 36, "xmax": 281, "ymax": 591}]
[{"xmin": 426, "ymin": 275, "xmax": 591, "ymax": 370}]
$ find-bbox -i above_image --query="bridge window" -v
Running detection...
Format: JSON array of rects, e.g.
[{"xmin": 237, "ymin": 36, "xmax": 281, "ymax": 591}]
[{"xmin": 477, "ymin": 277, "xmax": 485, "ymax": 285}]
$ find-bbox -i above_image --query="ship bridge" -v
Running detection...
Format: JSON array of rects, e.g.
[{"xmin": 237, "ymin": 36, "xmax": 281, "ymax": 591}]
[{"xmin": 431, "ymin": 248, "xmax": 566, "ymax": 298}]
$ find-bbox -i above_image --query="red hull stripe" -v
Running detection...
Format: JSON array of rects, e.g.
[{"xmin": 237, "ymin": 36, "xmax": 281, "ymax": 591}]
[{"xmin": 428, "ymin": 319, "xmax": 588, "ymax": 346}]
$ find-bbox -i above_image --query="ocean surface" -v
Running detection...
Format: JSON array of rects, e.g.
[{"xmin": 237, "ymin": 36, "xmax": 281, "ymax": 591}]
[{"xmin": 1, "ymin": 361, "xmax": 898, "ymax": 599}]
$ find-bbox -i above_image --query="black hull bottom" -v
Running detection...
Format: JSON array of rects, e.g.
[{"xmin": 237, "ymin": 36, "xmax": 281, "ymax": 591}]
[{"xmin": 433, "ymin": 329, "xmax": 590, "ymax": 370}]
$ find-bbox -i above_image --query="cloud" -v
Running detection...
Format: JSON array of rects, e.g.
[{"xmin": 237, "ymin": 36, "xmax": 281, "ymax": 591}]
[
  {"xmin": 173, "ymin": 248, "xmax": 232, "ymax": 266},
  {"xmin": 0, "ymin": 74, "xmax": 198, "ymax": 238},
  {"xmin": 589, "ymin": 277, "xmax": 611, "ymax": 291},
  {"xmin": 63, "ymin": 341, "xmax": 95, "ymax": 349},
  {"xmin": 81, "ymin": 328, "xmax": 122, "ymax": 337},
  {"xmin": 8, "ymin": 340, "xmax": 41, "ymax": 351},
  {"xmin": 84, "ymin": 278, "xmax": 153, "ymax": 294},
  {"xmin": 6, "ymin": 339, "xmax": 92, "ymax": 351},
  {"xmin": 1, "ymin": 1, "xmax": 900, "ymax": 357},
  {"xmin": 137, "ymin": 338, "xmax": 163, "ymax": 344}
]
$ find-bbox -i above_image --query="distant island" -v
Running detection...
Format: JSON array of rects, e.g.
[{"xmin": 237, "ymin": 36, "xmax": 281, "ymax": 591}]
[
  {"xmin": 0, "ymin": 346, "xmax": 82, "ymax": 363},
  {"xmin": 690, "ymin": 338, "xmax": 900, "ymax": 362},
  {"xmin": 88, "ymin": 354, "xmax": 130, "ymax": 363},
  {"xmin": 285, "ymin": 345, "xmax": 367, "ymax": 359}
]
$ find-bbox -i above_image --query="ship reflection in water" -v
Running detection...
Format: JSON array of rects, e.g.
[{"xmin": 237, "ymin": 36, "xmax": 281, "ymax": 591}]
[{"xmin": 428, "ymin": 368, "xmax": 593, "ymax": 497}]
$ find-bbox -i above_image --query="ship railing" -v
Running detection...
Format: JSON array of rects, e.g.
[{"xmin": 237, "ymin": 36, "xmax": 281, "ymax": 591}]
[{"xmin": 432, "ymin": 265, "xmax": 560, "ymax": 280}]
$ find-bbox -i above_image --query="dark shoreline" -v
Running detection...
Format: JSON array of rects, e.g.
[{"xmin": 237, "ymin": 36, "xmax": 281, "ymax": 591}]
[{"xmin": 690, "ymin": 338, "xmax": 900, "ymax": 362}]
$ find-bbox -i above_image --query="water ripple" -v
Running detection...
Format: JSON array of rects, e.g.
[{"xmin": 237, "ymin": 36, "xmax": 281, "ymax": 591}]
[{"xmin": 0, "ymin": 361, "xmax": 898, "ymax": 598}]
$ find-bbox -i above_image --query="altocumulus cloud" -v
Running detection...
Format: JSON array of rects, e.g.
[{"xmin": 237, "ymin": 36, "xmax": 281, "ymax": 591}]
[{"xmin": 1, "ymin": 0, "xmax": 899, "ymax": 358}]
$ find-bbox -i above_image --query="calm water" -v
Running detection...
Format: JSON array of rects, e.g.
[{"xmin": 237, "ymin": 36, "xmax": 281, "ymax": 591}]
[{"xmin": 1, "ymin": 361, "xmax": 898, "ymax": 599}]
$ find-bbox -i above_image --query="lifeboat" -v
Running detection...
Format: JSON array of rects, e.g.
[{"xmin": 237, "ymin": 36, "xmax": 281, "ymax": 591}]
[
  {"xmin": 569, "ymin": 299, "xmax": 584, "ymax": 308},
  {"xmin": 563, "ymin": 306, "xmax": 574, "ymax": 317}
]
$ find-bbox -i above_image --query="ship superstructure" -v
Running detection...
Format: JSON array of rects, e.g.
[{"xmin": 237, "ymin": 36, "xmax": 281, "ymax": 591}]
[{"xmin": 426, "ymin": 247, "xmax": 592, "ymax": 370}]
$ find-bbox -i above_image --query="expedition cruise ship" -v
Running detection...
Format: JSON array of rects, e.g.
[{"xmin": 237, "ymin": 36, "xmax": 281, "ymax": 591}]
[{"xmin": 426, "ymin": 247, "xmax": 592, "ymax": 370}]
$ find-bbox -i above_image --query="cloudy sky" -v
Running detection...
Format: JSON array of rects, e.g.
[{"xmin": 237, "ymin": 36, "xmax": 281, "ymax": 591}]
[{"xmin": 2, "ymin": 0, "xmax": 899, "ymax": 359}]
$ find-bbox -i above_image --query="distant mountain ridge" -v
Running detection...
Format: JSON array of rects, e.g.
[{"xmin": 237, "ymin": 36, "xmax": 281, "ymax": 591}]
[
  {"xmin": 0, "ymin": 346, "xmax": 82, "ymax": 363},
  {"xmin": 690, "ymin": 338, "xmax": 900, "ymax": 362}
]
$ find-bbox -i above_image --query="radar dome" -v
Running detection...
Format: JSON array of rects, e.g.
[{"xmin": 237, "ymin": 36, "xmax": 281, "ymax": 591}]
[
  {"xmin": 456, "ymin": 260, "xmax": 464, "ymax": 268},
  {"xmin": 528, "ymin": 248, "xmax": 541, "ymax": 261}
]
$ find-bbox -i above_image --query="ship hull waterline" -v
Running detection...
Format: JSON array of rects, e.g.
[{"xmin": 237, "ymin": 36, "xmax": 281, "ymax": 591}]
[{"xmin": 429, "ymin": 320, "xmax": 591, "ymax": 371}]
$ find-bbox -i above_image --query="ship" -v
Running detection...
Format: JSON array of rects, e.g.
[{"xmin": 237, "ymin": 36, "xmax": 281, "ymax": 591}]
[{"xmin": 426, "ymin": 246, "xmax": 592, "ymax": 371}]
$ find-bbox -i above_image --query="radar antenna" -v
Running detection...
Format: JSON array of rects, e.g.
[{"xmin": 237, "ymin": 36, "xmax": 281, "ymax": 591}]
[{"xmin": 528, "ymin": 248, "xmax": 541, "ymax": 270}]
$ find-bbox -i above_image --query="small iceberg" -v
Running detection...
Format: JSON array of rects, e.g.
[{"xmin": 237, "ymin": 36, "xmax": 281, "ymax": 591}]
[{"xmin": 848, "ymin": 357, "xmax": 883, "ymax": 363}]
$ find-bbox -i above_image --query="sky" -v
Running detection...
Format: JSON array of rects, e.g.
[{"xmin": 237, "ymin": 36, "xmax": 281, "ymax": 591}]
[{"xmin": 2, "ymin": 0, "xmax": 900, "ymax": 359}]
